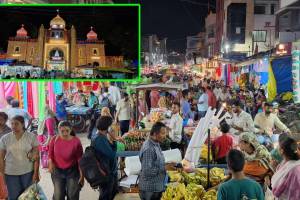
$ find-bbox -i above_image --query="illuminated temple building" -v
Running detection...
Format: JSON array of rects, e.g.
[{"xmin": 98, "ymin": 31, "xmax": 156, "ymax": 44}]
[{"xmin": 6, "ymin": 11, "xmax": 123, "ymax": 73}]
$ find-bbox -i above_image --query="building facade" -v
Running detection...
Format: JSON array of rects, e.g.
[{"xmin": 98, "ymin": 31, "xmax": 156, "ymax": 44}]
[
  {"xmin": 276, "ymin": 0, "xmax": 300, "ymax": 43},
  {"xmin": 7, "ymin": 13, "xmax": 106, "ymax": 72},
  {"xmin": 205, "ymin": 11, "xmax": 216, "ymax": 58},
  {"xmin": 142, "ymin": 35, "xmax": 168, "ymax": 66},
  {"xmin": 1, "ymin": 0, "xmax": 48, "ymax": 3}
]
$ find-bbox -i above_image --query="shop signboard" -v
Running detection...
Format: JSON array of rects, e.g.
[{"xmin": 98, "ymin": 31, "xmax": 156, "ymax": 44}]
[{"xmin": 292, "ymin": 43, "xmax": 300, "ymax": 103}]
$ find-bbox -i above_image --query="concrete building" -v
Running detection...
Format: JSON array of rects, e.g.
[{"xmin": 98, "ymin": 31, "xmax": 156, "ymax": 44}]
[
  {"xmin": 253, "ymin": 0, "xmax": 279, "ymax": 53},
  {"xmin": 276, "ymin": 0, "xmax": 300, "ymax": 43},
  {"xmin": 205, "ymin": 11, "xmax": 216, "ymax": 58},
  {"xmin": 186, "ymin": 32, "xmax": 206, "ymax": 64},
  {"xmin": 142, "ymin": 35, "xmax": 168, "ymax": 66},
  {"xmin": 6, "ymin": 12, "xmax": 107, "ymax": 72}
]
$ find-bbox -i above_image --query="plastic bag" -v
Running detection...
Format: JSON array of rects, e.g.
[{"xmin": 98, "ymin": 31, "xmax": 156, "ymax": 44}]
[
  {"xmin": 18, "ymin": 183, "xmax": 47, "ymax": 200},
  {"xmin": 265, "ymin": 187, "xmax": 275, "ymax": 200}
]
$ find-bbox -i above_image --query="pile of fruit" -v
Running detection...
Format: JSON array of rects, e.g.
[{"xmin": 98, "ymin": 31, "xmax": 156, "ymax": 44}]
[
  {"xmin": 123, "ymin": 130, "xmax": 149, "ymax": 151},
  {"xmin": 200, "ymin": 145, "xmax": 213, "ymax": 163},
  {"xmin": 168, "ymin": 167, "xmax": 226, "ymax": 187},
  {"xmin": 150, "ymin": 111, "xmax": 164, "ymax": 123},
  {"xmin": 162, "ymin": 182, "xmax": 217, "ymax": 200}
]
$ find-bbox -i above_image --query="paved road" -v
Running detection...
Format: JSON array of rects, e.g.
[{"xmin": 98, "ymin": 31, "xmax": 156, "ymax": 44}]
[{"xmin": 39, "ymin": 133, "xmax": 140, "ymax": 200}]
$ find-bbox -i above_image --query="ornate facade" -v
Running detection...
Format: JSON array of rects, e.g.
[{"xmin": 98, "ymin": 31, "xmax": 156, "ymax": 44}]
[{"xmin": 7, "ymin": 12, "xmax": 106, "ymax": 72}]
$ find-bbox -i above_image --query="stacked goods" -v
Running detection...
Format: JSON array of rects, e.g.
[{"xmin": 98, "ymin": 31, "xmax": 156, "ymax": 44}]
[
  {"xmin": 150, "ymin": 111, "xmax": 164, "ymax": 123},
  {"xmin": 162, "ymin": 182, "xmax": 216, "ymax": 200},
  {"xmin": 158, "ymin": 96, "xmax": 167, "ymax": 108},
  {"xmin": 168, "ymin": 171, "xmax": 184, "ymax": 183},
  {"xmin": 123, "ymin": 130, "xmax": 149, "ymax": 151},
  {"xmin": 200, "ymin": 145, "xmax": 213, "ymax": 163}
]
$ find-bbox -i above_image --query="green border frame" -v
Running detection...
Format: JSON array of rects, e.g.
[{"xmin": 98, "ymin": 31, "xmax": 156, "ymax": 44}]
[{"xmin": 0, "ymin": 3, "xmax": 141, "ymax": 83}]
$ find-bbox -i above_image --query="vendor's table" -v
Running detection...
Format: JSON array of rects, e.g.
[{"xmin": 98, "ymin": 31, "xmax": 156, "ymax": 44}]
[{"xmin": 66, "ymin": 106, "xmax": 93, "ymax": 133}]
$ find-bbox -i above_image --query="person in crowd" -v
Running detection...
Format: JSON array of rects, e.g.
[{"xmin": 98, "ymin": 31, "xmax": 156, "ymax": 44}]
[
  {"xmin": 0, "ymin": 112, "xmax": 11, "ymax": 138},
  {"xmin": 239, "ymin": 132, "xmax": 273, "ymax": 185},
  {"xmin": 197, "ymin": 87, "xmax": 209, "ymax": 119},
  {"xmin": 254, "ymin": 102, "xmax": 290, "ymax": 145},
  {"xmin": 271, "ymin": 134, "xmax": 300, "ymax": 200},
  {"xmin": 108, "ymin": 83, "xmax": 121, "ymax": 116},
  {"xmin": 213, "ymin": 83, "xmax": 222, "ymax": 102},
  {"xmin": 139, "ymin": 122, "xmax": 167, "ymax": 200},
  {"xmin": 272, "ymin": 102, "xmax": 280, "ymax": 116},
  {"xmin": 115, "ymin": 92, "xmax": 131, "ymax": 136},
  {"xmin": 44, "ymin": 106, "xmax": 56, "ymax": 137},
  {"xmin": 219, "ymin": 87, "xmax": 231, "ymax": 103},
  {"xmin": 48, "ymin": 121, "xmax": 84, "ymax": 200},
  {"xmin": 72, "ymin": 90, "xmax": 84, "ymax": 106},
  {"xmin": 138, "ymin": 92, "xmax": 148, "ymax": 121},
  {"xmin": 88, "ymin": 91, "xmax": 99, "ymax": 109},
  {"xmin": 229, "ymin": 100, "xmax": 256, "ymax": 137},
  {"xmin": 168, "ymin": 102, "xmax": 183, "ymax": 149},
  {"xmin": 93, "ymin": 116, "xmax": 118, "ymax": 200},
  {"xmin": 217, "ymin": 149, "xmax": 264, "ymax": 200},
  {"xmin": 206, "ymin": 86, "xmax": 217, "ymax": 109},
  {"xmin": 5, "ymin": 100, "xmax": 32, "ymax": 129},
  {"xmin": 56, "ymin": 94, "xmax": 68, "ymax": 121},
  {"xmin": 212, "ymin": 122, "xmax": 233, "ymax": 164},
  {"xmin": 150, "ymin": 90, "xmax": 160, "ymax": 109},
  {"xmin": 181, "ymin": 89, "xmax": 194, "ymax": 120},
  {"xmin": 0, "ymin": 116, "xmax": 39, "ymax": 200}
]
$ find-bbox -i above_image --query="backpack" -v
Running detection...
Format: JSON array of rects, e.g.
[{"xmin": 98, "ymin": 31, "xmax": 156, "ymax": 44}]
[
  {"xmin": 79, "ymin": 141, "xmax": 110, "ymax": 189},
  {"xmin": 100, "ymin": 95, "xmax": 111, "ymax": 108}
]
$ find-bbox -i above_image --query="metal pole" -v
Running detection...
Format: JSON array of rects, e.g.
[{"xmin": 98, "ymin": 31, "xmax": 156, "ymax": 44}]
[{"xmin": 207, "ymin": 128, "xmax": 211, "ymax": 189}]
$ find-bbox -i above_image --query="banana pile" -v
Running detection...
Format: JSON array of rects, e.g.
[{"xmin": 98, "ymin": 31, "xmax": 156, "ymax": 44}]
[
  {"xmin": 209, "ymin": 168, "xmax": 226, "ymax": 186},
  {"xmin": 168, "ymin": 171, "xmax": 184, "ymax": 183},
  {"xmin": 203, "ymin": 189, "xmax": 217, "ymax": 200},
  {"xmin": 200, "ymin": 145, "xmax": 213, "ymax": 163},
  {"xmin": 162, "ymin": 183, "xmax": 216, "ymax": 200}
]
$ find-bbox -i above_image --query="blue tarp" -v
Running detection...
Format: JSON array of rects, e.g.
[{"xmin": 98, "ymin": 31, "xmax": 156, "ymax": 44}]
[{"xmin": 272, "ymin": 57, "xmax": 293, "ymax": 94}]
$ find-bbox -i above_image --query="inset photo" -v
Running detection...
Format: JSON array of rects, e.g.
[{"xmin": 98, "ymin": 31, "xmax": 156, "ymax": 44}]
[{"xmin": 0, "ymin": 4, "xmax": 140, "ymax": 80}]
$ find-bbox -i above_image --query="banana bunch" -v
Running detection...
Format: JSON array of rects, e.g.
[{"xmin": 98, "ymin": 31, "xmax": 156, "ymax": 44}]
[
  {"xmin": 182, "ymin": 172, "xmax": 208, "ymax": 188},
  {"xmin": 162, "ymin": 183, "xmax": 186, "ymax": 200},
  {"xmin": 168, "ymin": 171, "xmax": 184, "ymax": 183},
  {"xmin": 209, "ymin": 168, "xmax": 226, "ymax": 186},
  {"xmin": 203, "ymin": 189, "xmax": 217, "ymax": 200},
  {"xmin": 185, "ymin": 183, "xmax": 206, "ymax": 200},
  {"xmin": 200, "ymin": 145, "xmax": 213, "ymax": 162},
  {"xmin": 150, "ymin": 112, "xmax": 164, "ymax": 123}
]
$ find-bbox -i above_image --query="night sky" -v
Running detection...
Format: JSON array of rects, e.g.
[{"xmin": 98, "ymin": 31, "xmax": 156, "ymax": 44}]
[
  {"xmin": 142, "ymin": 0, "xmax": 216, "ymax": 53},
  {"xmin": 0, "ymin": 6, "xmax": 138, "ymax": 60}
]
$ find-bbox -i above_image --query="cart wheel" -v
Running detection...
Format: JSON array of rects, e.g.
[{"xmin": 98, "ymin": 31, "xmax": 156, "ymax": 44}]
[{"xmin": 68, "ymin": 115, "xmax": 86, "ymax": 133}]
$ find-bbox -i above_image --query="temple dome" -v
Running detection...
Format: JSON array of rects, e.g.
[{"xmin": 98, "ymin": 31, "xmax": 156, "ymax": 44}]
[
  {"xmin": 50, "ymin": 14, "xmax": 66, "ymax": 29},
  {"xmin": 87, "ymin": 27, "xmax": 98, "ymax": 40},
  {"xmin": 16, "ymin": 24, "xmax": 28, "ymax": 37}
]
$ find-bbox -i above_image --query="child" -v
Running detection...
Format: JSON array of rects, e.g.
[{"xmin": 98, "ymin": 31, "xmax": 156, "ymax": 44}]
[{"xmin": 212, "ymin": 122, "xmax": 233, "ymax": 164}]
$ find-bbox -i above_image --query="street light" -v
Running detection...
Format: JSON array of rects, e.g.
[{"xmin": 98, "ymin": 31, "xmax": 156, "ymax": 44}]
[{"xmin": 225, "ymin": 43, "xmax": 230, "ymax": 52}]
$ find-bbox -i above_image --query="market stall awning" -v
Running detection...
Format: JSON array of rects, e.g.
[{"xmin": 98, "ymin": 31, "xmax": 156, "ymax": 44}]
[
  {"xmin": 236, "ymin": 59, "xmax": 258, "ymax": 67},
  {"xmin": 134, "ymin": 83, "xmax": 184, "ymax": 91}
]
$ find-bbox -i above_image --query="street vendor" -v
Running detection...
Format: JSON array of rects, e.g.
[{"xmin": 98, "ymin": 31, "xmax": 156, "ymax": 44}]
[
  {"xmin": 167, "ymin": 102, "xmax": 183, "ymax": 149},
  {"xmin": 181, "ymin": 90, "xmax": 194, "ymax": 120},
  {"xmin": 254, "ymin": 102, "xmax": 290, "ymax": 145},
  {"xmin": 228, "ymin": 100, "xmax": 255, "ymax": 136},
  {"xmin": 239, "ymin": 132, "xmax": 274, "ymax": 185}
]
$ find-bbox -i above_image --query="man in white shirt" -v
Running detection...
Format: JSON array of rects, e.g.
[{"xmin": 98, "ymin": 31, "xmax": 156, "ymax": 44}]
[
  {"xmin": 197, "ymin": 87, "xmax": 209, "ymax": 119},
  {"xmin": 254, "ymin": 102, "xmax": 290, "ymax": 144},
  {"xmin": 219, "ymin": 87, "xmax": 231, "ymax": 102},
  {"xmin": 229, "ymin": 100, "xmax": 255, "ymax": 136},
  {"xmin": 108, "ymin": 82, "xmax": 121, "ymax": 115},
  {"xmin": 168, "ymin": 102, "xmax": 183, "ymax": 149},
  {"xmin": 213, "ymin": 84, "xmax": 222, "ymax": 101}
]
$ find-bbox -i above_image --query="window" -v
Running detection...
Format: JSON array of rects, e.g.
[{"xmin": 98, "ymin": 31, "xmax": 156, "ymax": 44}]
[
  {"xmin": 14, "ymin": 46, "xmax": 20, "ymax": 53},
  {"xmin": 254, "ymin": 5, "xmax": 266, "ymax": 14},
  {"xmin": 253, "ymin": 30, "xmax": 267, "ymax": 42},
  {"xmin": 93, "ymin": 48, "xmax": 98, "ymax": 56},
  {"xmin": 271, "ymin": 4, "xmax": 276, "ymax": 15}
]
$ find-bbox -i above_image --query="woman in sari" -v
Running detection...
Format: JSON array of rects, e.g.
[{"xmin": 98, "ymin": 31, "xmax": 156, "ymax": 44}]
[
  {"xmin": 239, "ymin": 132, "xmax": 274, "ymax": 185},
  {"xmin": 271, "ymin": 134, "xmax": 300, "ymax": 200}
]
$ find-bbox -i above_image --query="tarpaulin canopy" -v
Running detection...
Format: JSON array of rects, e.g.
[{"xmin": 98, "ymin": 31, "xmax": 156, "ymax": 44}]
[{"xmin": 271, "ymin": 56, "xmax": 293, "ymax": 94}]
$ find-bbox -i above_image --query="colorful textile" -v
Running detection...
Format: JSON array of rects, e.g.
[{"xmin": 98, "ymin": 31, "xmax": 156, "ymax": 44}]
[
  {"xmin": 272, "ymin": 160, "xmax": 300, "ymax": 200},
  {"xmin": 267, "ymin": 61, "xmax": 277, "ymax": 101}
]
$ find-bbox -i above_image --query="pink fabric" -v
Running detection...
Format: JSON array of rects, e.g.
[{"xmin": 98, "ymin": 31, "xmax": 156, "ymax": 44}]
[
  {"xmin": 273, "ymin": 165, "xmax": 300, "ymax": 200},
  {"xmin": 0, "ymin": 82, "xmax": 6, "ymax": 108},
  {"xmin": 49, "ymin": 136, "xmax": 83, "ymax": 169},
  {"xmin": 48, "ymin": 83, "xmax": 56, "ymax": 112},
  {"xmin": 32, "ymin": 82, "xmax": 39, "ymax": 118},
  {"xmin": 45, "ymin": 118, "xmax": 56, "ymax": 137}
]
